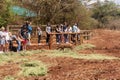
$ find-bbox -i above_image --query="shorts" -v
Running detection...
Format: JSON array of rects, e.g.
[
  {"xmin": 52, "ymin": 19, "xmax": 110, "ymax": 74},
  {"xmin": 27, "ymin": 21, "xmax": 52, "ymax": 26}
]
[
  {"xmin": 0, "ymin": 39, "xmax": 6, "ymax": 45},
  {"xmin": 22, "ymin": 39, "xmax": 28, "ymax": 45},
  {"xmin": 27, "ymin": 33, "xmax": 31, "ymax": 39}
]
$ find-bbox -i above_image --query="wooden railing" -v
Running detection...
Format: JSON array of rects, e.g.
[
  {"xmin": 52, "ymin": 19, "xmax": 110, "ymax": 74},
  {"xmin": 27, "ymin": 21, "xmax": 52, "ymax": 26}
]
[
  {"xmin": 48, "ymin": 30, "xmax": 92, "ymax": 49},
  {"xmin": 7, "ymin": 25, "xmax": 92, "ymax": 49}
]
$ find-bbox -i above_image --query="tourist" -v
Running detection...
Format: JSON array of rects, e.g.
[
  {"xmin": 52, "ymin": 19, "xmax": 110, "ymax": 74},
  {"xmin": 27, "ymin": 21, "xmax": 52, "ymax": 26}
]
[
  {"xmin": 15, "ymin": 33, "xmax": 23, "ymax": 52},
  {"xmin": 60, "ymin": 24, "xmax": 64, "ymax": 43},
  {"xmin": 63, "ymin": 22, "xmax": 68, "ymax": 43},
  {"xmin": 0, "ymin": 27, "xmax": 7, "ymax": 53},
  {"xmin": 46, "ymin": 23, "xmax": 52, "ymax": 45},
  {"xmin": 37, "ymin": 26, "xmax": 42, "ymax": 45},
  {"xmin": 55, "ymin": 25, "xmax": 62, "ymax": 44},
  {"xmin": 5, "ymin": 29, "xmax": 10, "ymax": 52},
  {"xmin": 20, "ymin": 25, "xmax": 28, "ymax": 51},
  {"xmin": 72, "ymin": 23, "xmax": 79, "ymax": 42},
  {"xmin": 26, "ymin": 21, "xmax": 32, "ymax": 45},
  {"xmin": 65, "ymin": 25, "xmax": 72, "ymax": 43}
]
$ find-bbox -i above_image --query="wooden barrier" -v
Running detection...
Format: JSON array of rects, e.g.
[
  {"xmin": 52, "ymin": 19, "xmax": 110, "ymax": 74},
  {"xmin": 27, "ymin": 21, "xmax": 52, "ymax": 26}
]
[
  {"xmin": 48, "ymin": 32, "xmax": 85, "ymax": 49},
  {"xmin": 7, "ymin": 25, "xmax": 92, "ymax": 49}
]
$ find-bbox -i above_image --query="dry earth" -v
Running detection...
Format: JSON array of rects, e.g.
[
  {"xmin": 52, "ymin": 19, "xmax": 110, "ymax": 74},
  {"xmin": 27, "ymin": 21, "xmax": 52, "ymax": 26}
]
[{"xmin": 0, "ymin": 29, "xmax": 120, "ymax": 80}]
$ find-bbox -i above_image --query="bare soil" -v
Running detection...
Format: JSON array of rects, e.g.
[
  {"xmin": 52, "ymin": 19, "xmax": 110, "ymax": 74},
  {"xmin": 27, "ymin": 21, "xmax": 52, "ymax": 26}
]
[{"xmin": 0, "ymin": 29, "xmax": 120, "ymax": 80}]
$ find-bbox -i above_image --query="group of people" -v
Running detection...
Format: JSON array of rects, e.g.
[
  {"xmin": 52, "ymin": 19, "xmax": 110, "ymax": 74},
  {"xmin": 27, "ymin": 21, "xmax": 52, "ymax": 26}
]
[
  {"xmin": 0, "ymin": 21, "xmax": 32, "ymax": 53},
  {"xmin": 0, "ymin": 21, "xmax": 80, "ymax": 53},
  {"xmin": 45, "ymin": 22, "xmax": 80, "ymax": 45}
]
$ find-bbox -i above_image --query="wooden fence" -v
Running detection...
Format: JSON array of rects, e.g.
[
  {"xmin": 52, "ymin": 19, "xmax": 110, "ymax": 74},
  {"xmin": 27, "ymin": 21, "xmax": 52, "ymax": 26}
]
[
  {"xmin": 48, "ymin": 30, "xmax": 92, "ymax": 49},
  {"xmin": 7, "ymin": 25, "xmax": 92, "ymax": 49}
]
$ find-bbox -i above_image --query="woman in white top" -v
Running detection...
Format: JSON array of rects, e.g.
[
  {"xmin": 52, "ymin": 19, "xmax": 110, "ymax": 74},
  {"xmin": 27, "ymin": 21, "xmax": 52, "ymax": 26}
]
[
  {"xmin": 37, "ymin": 26, "xmax": 42, "ymax": 45},
  {"xmin": 0, "ymin": 27, "xmax": 7, "ymax": 52}
]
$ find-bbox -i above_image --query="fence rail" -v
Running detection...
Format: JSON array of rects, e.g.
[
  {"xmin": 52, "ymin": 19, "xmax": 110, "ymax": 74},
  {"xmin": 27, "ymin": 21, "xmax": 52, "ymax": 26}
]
[
  {"xmin": 7, "ymin": 25, "xmax": 92, "ymax": 49},
  {"xmin": 48, "ymin": 31, "xmax": 92, "ymax": 49}
]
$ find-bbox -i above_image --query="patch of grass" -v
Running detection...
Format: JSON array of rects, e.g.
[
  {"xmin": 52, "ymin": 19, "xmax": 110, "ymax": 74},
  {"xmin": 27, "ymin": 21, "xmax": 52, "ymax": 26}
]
[
  {"xmin": 3, "ymin": 76, "xmax": 15, "ymax": 80},
  {"xmin": 75, "ymin": 43, "xmax": 95, "ymax": 50},
  {"xmin": 19, "ymin": 50, "xmax": 45, "ymax": 56},
  {"xmin": 0, "ymin": 54, "xmax": 13, "ymax": 64},
  {"xmin": 15, "ymin": 58, "xmax": 29, "ymax": 63},
  {"xmin": 44, "ymin": 50, "xmax": 119, "ymax": 60},
  {"xmin": 19, "ymin": 61, "xmax": 47, "ymax": 76}
]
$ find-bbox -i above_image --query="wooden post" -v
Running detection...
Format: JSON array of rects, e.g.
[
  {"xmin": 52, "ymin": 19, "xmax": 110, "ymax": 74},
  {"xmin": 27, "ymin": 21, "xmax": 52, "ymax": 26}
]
[
  {"xmin": 80, "ymin": 34, "xmax": 84, "ymax": 44},
  {"xmin": 49, "ymin": 33, "xmax": 54, "ymax": 49},
  {"xmin": 75, "ymin": 33, "xmax": 77, "ymax": 45},
  {"xmin": 69, "ymin": 33, "xmax": 71, "ymax": 43}
]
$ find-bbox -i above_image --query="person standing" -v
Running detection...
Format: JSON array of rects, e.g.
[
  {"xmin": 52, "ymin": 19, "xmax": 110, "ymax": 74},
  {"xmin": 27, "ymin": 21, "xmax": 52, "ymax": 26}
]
[
  {"xmin": 55, "ymin": 25, "xmax": 62, "ymax": 44},
  {"xmin": 26, "ymin": 21, "xmax": 32, "ymax": 45},
  {"xmin": 63, "ymin": 22, "xmax": 68, "ymax": 43},
  {"xmin": 37, "ymin": 26, "xmax": 42, "ymax": 45},
  {"xmin": 20, "ymin": 25, "xmax": 28, "ymax": 51},
  {"xmin": 0, "ymin": 27, "xmax": 7, "ymax": 53},
  {"xmin": 72, "ymin": 23, "xmax": 78, "ymax": 43},
  {"xmin": 46, "ymin": 23, "xmax": 52, "ymax": 45}
]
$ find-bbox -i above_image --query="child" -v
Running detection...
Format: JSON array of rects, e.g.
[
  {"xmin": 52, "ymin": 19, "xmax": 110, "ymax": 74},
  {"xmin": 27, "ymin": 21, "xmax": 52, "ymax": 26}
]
[
  {"xmin": 0, "ymin": 27, "xmax": 7, "ymax": 53},
  {"xmin": 37, "ymin": 26, "xmax": 42, "ymax": 45}
]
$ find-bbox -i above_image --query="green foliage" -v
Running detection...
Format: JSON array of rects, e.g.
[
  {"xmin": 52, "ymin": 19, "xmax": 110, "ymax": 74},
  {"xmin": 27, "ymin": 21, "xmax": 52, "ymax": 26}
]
[
  {"xmin": 0, "ymin": 0, "xmax": 15, "ymax": 27},
  {"xmin": 92, "ymin": 1, "xmax": 120, "ymax": 28},
  {"xmin": 20, "ymin": 61, "xmax": 47, "ymax": 76},
  {"xmin": 0, "ymin": 17, "xmax": 7, "ymax": 27},
  {"xmin": 14, "ymin": 0, "xmax": 93, "ymax": 29},
  {"xmin": 3, "ymin": 76, "xmax": 15, "ymax": 80}
]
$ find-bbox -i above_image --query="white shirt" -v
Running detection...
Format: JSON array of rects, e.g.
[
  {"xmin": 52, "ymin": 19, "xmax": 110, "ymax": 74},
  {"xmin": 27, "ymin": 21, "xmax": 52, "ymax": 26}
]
[
  {"xmin": 0, "ymin": 31, "xmax": 6, "ymax": 40},
  {"xmin": 72, "ymin": 25, "xmax": 78, "ymax": 32},
  {"xmin": 5, "ymin": 32, "xmax": 10, "ymax": 41}
]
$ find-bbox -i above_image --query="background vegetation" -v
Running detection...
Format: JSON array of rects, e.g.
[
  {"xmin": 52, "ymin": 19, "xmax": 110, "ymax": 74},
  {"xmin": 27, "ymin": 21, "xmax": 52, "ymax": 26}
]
[{"xmin": 0, "ymin": 0, "xmax": 120, "ymax": 29}]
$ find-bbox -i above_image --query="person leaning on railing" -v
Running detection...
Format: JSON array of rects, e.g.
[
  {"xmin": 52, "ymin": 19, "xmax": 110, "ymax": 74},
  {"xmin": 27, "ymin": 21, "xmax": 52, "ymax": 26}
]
[
  {"xmin": 55, "ymin": 25, "xmax": 62, "ymax": 44},
  {"xmin": 72, "ymin": 23, "xmax": 79, "ymax": 43},
  {"xmin": 46, "ymin": 23, "xmax": 52, "ymax": 45},
  {"xmin": 37, "ymin": 26, "xmax": 42, "ymax": 45}
]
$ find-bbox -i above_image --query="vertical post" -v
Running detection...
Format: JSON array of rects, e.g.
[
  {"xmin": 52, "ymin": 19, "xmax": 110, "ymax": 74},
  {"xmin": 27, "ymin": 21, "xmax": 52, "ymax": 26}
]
[
  {"xmin": 80, "ymin": 33, "xmax": 83, "ymax": 44},
  {"xmin": 77, "ymin": 33, "xmax": 80, "ymax": 45},
  {"xmin": 49, "ymin": 33, "xmax": 54, "ymax": 49},
  {"xmin": 61, "ymin": 33, "xmax": 64, "ymax": 43},
  {"xmin": 69, "ymin": 33, "xmax": 71, "ymax": 43},
  {"xmin": 75, "ymin": 33, "xmax": 77, "ymax": 45}
]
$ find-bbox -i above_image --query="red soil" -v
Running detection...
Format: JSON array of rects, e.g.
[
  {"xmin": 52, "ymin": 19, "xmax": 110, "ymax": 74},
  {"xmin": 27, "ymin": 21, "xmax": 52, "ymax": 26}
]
[{"xmin": 0, "ymin": 29, "xmax": 120, "ymax": 80}]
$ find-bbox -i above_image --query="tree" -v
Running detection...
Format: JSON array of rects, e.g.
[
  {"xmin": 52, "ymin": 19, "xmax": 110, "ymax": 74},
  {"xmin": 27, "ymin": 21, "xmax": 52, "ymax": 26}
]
[
  {"xmin": 92, "ymin": 1, "xmax": 120, "ymax": 28},
  {"xmin": 14, "ymin": 0, "xmax": 93, "ymax": 29},
  {"xmin": 0, "ymin": 0, "xmax": 14, "ymax": 27}
]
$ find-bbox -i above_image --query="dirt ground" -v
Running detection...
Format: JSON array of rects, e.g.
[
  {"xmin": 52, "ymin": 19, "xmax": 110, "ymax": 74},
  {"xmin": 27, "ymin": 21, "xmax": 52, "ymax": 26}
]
[{"xmin": 0, "ymin": 29, "xmax": 120, "ymax": 80}]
